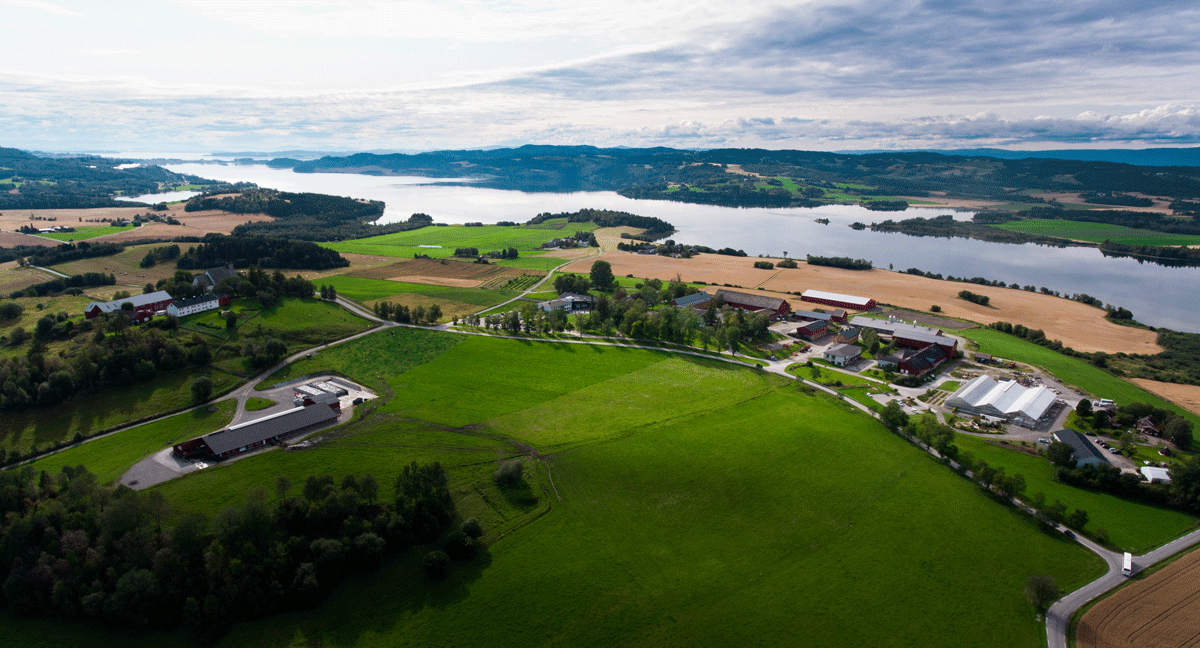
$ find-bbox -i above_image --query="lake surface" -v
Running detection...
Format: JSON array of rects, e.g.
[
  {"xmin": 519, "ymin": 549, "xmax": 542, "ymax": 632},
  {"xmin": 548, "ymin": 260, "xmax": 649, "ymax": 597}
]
[
  {"xmin": 116, "ymin": 190, "xmax": 201, "ymax": 203},
  {"xmin": 161, "ymin": 161, "xmax": 1200, "ymax": 333}
]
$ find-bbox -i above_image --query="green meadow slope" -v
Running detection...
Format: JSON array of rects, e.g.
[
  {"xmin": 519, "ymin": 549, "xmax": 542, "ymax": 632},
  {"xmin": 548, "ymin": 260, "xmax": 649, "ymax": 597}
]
[{"xmin": 3, "ymin": 331, "xmax": 1103, "ymax": 648}]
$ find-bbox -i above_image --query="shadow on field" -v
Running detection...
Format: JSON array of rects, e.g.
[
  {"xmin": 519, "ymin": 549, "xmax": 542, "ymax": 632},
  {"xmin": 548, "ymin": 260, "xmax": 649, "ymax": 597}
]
[
  {"xmin": 318, "ymin": 545, "xmax": 495, "ymax": 646},
  {"xmin": 498, "ymin": 478, "xmax": 540, "ymax": 511}
]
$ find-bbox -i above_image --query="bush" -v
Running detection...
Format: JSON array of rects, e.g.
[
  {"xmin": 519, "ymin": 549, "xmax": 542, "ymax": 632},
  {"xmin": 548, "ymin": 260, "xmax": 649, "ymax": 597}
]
[
  {"xmin": 460, "ymin": 517, "xmax": 483, "ymax": 539},
  {"xmin": 753, "ymin": 261, "xmax": 774, "ymax": 270},
  {"xmin": 930, "ymin": 305, "xmax": 941, "ymax": 313},
  {"xmin": 444, "ymin": 530, "xmax": 477, "ymax": 560},
  {"xmin": 423, "ymin": 550, "xmax": 450, "ymax": 579},
  {"xmin": 958, "ymin": 290, "xmax": 990, "ymax": 306},
  {"xmin": 493, "ymin": 459, "xmax": 524, "ymax": 486},
  {"xmin": 190, "ymin": 377, "xmax": 213, "ymax": 404}
]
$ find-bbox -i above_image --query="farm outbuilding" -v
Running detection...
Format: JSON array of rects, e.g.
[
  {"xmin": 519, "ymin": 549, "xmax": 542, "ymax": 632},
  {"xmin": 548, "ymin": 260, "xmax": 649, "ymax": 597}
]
[
  {"xmin": 1140, "ymin": 466, "xmax": 1171, "ymax": 484},
  {"xmin": 84, "ymin": 290, "xmax": 174, "ymax": 320},
  {"xmin": 166, "ymin": 293, "xmax": 231, "ymax": 318},
  {"xmin": 823, "ymin": 343, "xmax": 862, "ymax": 367},
  {"xmin": 714, "ymin": 289, "xmax": 791, "ymax": 318},
  {"xmin": 793, "ymin": 319, "xmax": 828, "ymax": 341},
  {"xmin": 947, "ymin": 376, "xmax": 1057, "ymax": 427},
  {"xmin": 801, "ymin": 289, "xmax": 875, "ymax": 311},
  {"xmin": 673, "ymin": 292, "xmax": 713, "ymax": 309},
  {"xmin": 1053, "ymin": 429, "xmax": 1111, "ymax": 467},
  {"xmin": 173, "ymin": 401, "xmax": 340, "ymax": 460}
]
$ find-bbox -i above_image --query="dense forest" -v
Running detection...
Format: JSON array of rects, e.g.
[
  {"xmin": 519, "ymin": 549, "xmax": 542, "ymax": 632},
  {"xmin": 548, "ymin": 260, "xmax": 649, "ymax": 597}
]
[
  {"xmin": 184, "ymin": 189, "xmax": 387, "ymax": 241},
  {"xmin": 0, "ymin": 147, "xmax": 209, "ymax": 209},
  {"xmin": 175, "ymin": 234, "xmax": 349, "ymax": 271},
  {"xmin": 0, "ymin": 462, "xmax": 465, "ymax": 643},
  {"xmin": 526, "ymin": 208, "xmax": 675, "ymax": 240},
  {"xmin": 871, "ymin": 214, "xmax": 1078, "ymax": 246}
]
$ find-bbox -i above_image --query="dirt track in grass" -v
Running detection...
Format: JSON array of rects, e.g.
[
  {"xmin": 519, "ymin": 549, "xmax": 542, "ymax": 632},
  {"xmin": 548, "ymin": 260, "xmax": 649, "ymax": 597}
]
[{"xmin": 561, "ymin": 251, "xmax": 1161, "ymax": 355}]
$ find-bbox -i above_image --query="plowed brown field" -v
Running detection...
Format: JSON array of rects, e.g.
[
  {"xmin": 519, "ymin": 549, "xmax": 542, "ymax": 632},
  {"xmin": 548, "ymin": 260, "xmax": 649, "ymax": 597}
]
[
  {"xmin": 561, "ymin": 252, "xmax": 1161, "ymax": 355},
  {"xmin": 1078, "ymin": 549, "xmax": 1200, "ymax": 648}
]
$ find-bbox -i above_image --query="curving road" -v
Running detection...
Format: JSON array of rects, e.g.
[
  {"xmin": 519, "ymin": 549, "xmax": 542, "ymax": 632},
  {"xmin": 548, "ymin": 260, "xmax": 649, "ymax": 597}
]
[{"xmin": 1045, "ymin": 526, "xmax": 1200, "ymax": 648}]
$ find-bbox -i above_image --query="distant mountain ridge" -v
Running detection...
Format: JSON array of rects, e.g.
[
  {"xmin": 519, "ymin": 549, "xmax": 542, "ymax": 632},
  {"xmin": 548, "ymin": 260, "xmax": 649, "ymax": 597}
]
[{"xmin": 843, "ymin": 147, "xmax": 1200, "ymax": 168}]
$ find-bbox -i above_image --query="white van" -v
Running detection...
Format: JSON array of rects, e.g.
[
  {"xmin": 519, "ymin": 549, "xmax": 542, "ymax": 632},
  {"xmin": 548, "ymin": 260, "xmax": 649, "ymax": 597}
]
[{"xmin": 1122, "ymin": 552, "xmax": 1133, "ymax": 577}]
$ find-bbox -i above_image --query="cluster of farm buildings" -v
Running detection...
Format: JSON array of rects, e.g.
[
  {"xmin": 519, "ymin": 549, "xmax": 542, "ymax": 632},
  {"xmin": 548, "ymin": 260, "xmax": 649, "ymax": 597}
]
[
  {"xmin": 173, "ymin": 380, "xmax": 353, "ymax": 460},
  {"xmin": 82, "ymin": 264, "xmax": 235, "ymax": 323}
]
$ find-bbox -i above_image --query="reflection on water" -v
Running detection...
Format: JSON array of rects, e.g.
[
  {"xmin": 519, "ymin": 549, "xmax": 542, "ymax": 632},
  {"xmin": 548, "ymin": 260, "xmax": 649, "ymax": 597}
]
[{"xmin": 160, "ymin": 162, "xmax": 1200, "ymax": 332}]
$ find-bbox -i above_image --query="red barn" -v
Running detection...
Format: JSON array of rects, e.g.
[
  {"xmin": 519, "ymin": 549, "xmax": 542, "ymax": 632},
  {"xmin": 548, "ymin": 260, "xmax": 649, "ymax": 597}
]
[
  {"xmin": 84, "ymin": 290, "xmax": 174, "ymax": 319},
  {"xmin": 800, "ymin": 289, "xmax": 875, "ymax": 311}
]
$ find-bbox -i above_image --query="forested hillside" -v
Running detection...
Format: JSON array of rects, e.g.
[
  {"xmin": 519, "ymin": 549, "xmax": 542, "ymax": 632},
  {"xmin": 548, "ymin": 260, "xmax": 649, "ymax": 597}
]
[{"xmin": 0, "ymin": 148, "xmax": 209, "ymax": 209}]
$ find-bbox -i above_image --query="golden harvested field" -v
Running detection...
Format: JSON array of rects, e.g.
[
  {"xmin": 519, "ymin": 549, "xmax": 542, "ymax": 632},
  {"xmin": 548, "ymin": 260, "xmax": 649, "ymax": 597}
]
[
  {"xmin": 1078, "ymin": 549, "xmax": 1200, "ymax": 648},
  {"xmin": 0, "ymin": 262, "xmax": 58, "ymax": 294},
  {"xmin": 1, "ymin": 203, "xmax": 272, "ymax": 241},
  {"xmin": 54, "ymin": 244, "xmax": 186, "ymax": 287},
  {"xmin": 1133, "ymin": 379, "xmax": 1200, "ymax": 417},
  {"xmin": 561, "ymin": 252, "xmax": 1161, "ymax": 355},
  {"xmin": 347, "ymin": 257, "xmax": 536, "ymax": 288}
]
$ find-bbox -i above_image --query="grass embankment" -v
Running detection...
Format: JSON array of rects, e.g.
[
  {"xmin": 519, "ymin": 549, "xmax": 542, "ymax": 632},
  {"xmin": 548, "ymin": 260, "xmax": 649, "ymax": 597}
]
[
  {"xmin": 102, "ymin": 330, "xmax": 1101, "ymax": 648},
  {"xmin": 995, "ymin": 219, "xmax": 1200, "ymax": 246},
  {"xmin": 27, "ymin": 401, "xmax": 235, "ymax": 484},
  {"xmin": 959, "ymin": 328, "xmax": 1200, "ymax": 427},
  {"xmin": 954, "ymin": 435, "xmax": 1196, "ymax": 553}
]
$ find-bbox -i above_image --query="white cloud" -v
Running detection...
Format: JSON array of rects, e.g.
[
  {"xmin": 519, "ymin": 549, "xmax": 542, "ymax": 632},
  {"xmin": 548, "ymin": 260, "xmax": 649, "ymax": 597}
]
[{"xmin": 4, "ymin": 0, "xmax": 84, "ymax": 18}]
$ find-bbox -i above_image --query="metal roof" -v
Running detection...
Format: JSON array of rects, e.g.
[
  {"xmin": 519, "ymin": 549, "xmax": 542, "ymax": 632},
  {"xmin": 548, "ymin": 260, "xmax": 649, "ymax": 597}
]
[
  {"xmin": 792, "ymin": 309, "xmax": 833, "ymax": 321},
  {"xmin": 86, "ymin": 290, "xmax": 173, "ymax": 314},
  {"xmin": 1053, "ymin": 429, "xmax": 1111, "ymax": 466},
  {"xmin": 673, "ymin": 292, "xmax": 713, "ymax": 308},
  {"xmin": 715, "ymin": 289, "xmax": 787, "ymax": 311},
  {"xmin": 825, "ymin": 343, "xmax": 861, "ymax": 358},
  {"xmin": 948, "ymin": 376, "xmax": 1056, "ymax": 421},
  {"xmin": 801, "ymin": 289, "xmax": 873, "ymax": 307},
  {"xmin": 203, "ymin": 405, "xmax": 338, "ymax": 455}
]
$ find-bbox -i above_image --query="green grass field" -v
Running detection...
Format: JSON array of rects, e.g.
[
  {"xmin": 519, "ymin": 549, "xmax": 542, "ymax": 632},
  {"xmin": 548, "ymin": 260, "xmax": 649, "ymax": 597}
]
[
  {"xmin": 1, "ymin": 331, "xmax": 1111, "ymax": 648},
  {"xmin": 38, "ymin": 224, "xmax": 138, "ymax": 242},
  {"xmin": 326, "ymin": 220, "xmax": 598, "ymax": 260},
  {"xmin": 954, "ymin": 435, "xmax": 1196, "ymax": 552},
  {"xmin": 959, "ymin": 328, "xmax": 1200, "ymax": 427},
  {"xmin": 27, "ymin": 400, "xmax": 235, "ymax": 484},
  {"xmin": 54, "ymin": 330, "xmax": 1099, "ymax": 648},
  {"xmin": 0, "ymin": 369, "xmax": 239, "ymax": 454},
  {"xmin": 994, "ymin": 219, "xmax": 1200, "ymax": 246}
]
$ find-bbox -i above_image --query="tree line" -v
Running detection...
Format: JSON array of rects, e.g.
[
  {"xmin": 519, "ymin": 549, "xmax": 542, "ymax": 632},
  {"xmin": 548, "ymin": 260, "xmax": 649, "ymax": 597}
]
[
  {"xmin": 175, "ymin": 234, "xmax": 349, "ymax": 271},
  {"xmin": 806, "ymin": 254, "xmax": 873, "ymax": 270},
  {"xmin": 526, "ymin": 208, "xmax": 676, "ymax": 241},
  {"xmin": 0, "ymin": 462, "xmax": 468, "ymax": 644}
]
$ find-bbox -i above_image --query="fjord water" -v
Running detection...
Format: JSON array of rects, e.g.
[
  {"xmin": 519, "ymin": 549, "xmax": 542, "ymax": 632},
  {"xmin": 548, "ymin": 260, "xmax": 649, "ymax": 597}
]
[{"xmin": 163, "ymin": 162, "xmax": 1200, "ymax": 332}]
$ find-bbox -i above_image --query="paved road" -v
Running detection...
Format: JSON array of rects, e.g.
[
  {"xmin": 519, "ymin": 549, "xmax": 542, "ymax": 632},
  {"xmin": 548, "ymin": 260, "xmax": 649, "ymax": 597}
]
[{"xmin": 1046, "ymin": 526, "xmax": 1200, "ymax": 648}]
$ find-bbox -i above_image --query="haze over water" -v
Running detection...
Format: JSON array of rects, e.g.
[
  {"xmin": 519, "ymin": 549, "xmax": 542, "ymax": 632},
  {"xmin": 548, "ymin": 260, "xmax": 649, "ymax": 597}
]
[{"xmin": 162, "ymin": 161, "xmax": 1200, "ymax": 333}]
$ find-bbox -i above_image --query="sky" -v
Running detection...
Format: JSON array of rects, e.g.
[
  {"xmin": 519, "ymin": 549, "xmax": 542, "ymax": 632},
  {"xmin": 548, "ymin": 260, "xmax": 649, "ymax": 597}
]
[{"xmin": 2, "ymin": 0, "xmax": 1200, "ymax": 153}]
